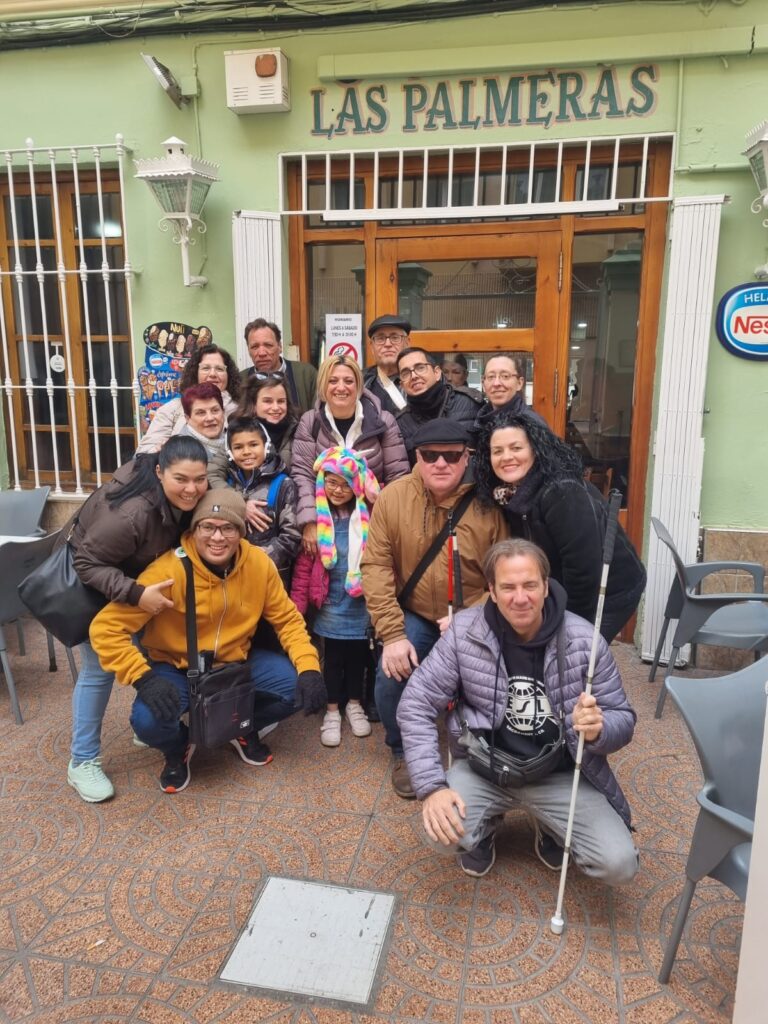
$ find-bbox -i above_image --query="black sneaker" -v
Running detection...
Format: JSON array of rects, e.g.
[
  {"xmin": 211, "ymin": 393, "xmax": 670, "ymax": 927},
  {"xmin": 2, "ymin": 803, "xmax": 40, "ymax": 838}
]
[
  {"xmin": 534, "ymin": 822, "xmax": 564, "ymax": 871},
  {"xmin": 230, "ymin": 734, "xmax": 273, "ymax": 766},
  {"xmin": 160, "ymin": 745, "xmax": 193, "ymax": 794},
  {"xmin": 460, "ymin": 831, "xmax": 496, "ymax": 878}
]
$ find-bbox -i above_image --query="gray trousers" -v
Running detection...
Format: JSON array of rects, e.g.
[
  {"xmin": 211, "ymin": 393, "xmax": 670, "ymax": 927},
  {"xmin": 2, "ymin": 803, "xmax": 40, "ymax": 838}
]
[{"xmin": 434, "ymin": 759, "xmax": 638, "ymax": 887}]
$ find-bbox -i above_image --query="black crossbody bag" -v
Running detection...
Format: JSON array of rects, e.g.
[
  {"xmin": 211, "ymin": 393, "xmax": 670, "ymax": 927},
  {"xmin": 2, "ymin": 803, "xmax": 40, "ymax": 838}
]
[
  {"xmin": 181, "ymin": 555, "xmax": 255, "ymax": 748},
  {"xmin": 457, "ymin": 625, "xmax": 567, "ymax": 788}
]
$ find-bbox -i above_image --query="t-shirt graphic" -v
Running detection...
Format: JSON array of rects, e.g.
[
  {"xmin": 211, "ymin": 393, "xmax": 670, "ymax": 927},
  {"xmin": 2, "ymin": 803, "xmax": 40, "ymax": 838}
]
[{"xmin": 496, "ymin": 673, "xmax": 561, "ymax": 761}]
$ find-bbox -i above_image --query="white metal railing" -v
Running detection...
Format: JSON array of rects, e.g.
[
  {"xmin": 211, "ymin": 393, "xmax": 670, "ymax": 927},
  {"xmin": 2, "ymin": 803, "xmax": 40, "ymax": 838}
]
[
  {"xmin": 0, "ymin": 134, "xmax": 137, "ymax": 495},
  {"xmin": 280, "ymin": 132, "xmax": 674, "ymax": 220}
]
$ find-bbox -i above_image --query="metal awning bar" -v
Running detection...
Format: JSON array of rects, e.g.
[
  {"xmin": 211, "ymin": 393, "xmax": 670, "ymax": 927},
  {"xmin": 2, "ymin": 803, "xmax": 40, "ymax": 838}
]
[{"xmin": 321, "ymin": 199, "xmax": 623, "ymax": 222}]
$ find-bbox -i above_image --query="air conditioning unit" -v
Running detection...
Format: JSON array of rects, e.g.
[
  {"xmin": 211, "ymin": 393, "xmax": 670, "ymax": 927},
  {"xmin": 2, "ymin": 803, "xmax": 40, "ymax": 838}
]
[{"xmin": 225, "ymin": 48, "xmax": 290, "ymax": 114}]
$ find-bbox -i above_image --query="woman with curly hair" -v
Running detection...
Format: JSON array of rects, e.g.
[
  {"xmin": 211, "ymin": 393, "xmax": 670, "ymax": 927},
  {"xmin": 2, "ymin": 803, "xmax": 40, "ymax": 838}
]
[
  {"xmin": 136, "ymin": 344, "xmax": 241, "ymax": 454},
  {"xmin": 474, "ymin": 412, "xmax": 646, "ymax": 642}
]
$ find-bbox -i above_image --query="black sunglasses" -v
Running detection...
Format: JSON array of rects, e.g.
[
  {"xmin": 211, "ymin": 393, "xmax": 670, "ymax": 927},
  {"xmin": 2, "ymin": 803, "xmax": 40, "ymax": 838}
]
[{"xmin": 418, "ymin": 448, "xmax": 466, "ymax": 464}]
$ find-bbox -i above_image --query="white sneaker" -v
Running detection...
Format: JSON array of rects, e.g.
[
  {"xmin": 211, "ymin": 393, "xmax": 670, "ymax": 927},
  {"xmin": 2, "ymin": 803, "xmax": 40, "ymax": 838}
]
[
  {"xmin": 345, "ymin": 702, "xmax": 371, "ymax": 738},
  {"xmin": 320, "ymin": 710, "xmax": 342, "ymax": 747},
  {"xmin": 67, "ymin": 758, "xmax": 115, "ymax": 803}
]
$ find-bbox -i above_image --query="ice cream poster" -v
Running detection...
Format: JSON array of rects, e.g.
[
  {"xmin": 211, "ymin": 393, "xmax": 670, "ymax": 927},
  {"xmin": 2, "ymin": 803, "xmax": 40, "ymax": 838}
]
[{"xmin": 137, "ymin": 321, "xmax": 214, "ymax": 431}]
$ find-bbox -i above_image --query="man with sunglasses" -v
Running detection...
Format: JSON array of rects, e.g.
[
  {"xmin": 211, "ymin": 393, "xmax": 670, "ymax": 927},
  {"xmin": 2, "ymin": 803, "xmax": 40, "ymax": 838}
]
[
  {"xmin": 241, "ymin": 317, "xmax": 318, "ymax": 415},
  {"xmin": 363, "ymin": 314, "xmax": 411, "ymax": 416},
  {"xmin": 395, "ymin": 347, "xmax": 484, "ymax": 465},
  {"xmin": 90, "ymin": 489, "xmax": 325, "ymax": 794},
  {"xmin": 361, "ymin": 421, "xmax": 506, "ymax": 799}
]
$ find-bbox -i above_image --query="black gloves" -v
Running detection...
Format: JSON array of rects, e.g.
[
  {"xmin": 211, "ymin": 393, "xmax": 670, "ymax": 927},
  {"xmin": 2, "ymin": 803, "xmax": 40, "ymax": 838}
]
[
  {"xmin": 295, "ymin": 670, "xmax": 327, "ymax": 715},
  {"xmin": 134, "ymin": 673, "xmax": 181, "ymax": 721}
]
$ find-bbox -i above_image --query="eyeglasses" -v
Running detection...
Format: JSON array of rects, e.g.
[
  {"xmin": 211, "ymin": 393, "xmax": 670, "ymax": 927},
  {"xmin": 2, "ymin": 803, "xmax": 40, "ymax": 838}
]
[
  {"xmin": 483, "ymin": 372, "xmax": 522, "ymax": 383},
  {"xmin": 372, "ymin": 332, "xmax": 407, "ymax": 344},
  {"xmin": 199, "ymin": 365, "xmax": 228, "ymax": 376},
  {"xmin": 196, "ymin": 522, "xmax": 240, "ymax": 538},
  {"xmin": 418, "ymin": 448, "xmax": 466, "ymax": 464},
  {"xmin": 324, "ymin": 478, "xmax": 353, "ymax": 493},
  {"xmin": 399, "ymin": 362, "xmax": 433, "ymax": 382}
]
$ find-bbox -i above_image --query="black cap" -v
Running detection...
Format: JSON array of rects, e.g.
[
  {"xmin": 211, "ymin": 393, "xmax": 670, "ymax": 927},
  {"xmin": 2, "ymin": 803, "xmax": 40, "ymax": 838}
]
[
  {"xmin": 367, "ymin": 314, "xmax": 412, "ymax": 338},
  {"xmin": 412, "ymin": 420, "xmax": 470, "ymax": 448}
]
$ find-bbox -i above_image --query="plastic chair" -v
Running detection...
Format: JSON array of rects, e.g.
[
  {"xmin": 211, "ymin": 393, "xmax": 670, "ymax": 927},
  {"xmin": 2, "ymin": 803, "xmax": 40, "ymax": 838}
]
[
  {"xmin": 0, "ymin": 486, "xmax": 50, "ymax": 537},
  {"xmin": 0, "ymin": 530, "xmax": 77, "ymax": 725},
  {"xmin": 658, "ymin": 665, "xmax": 765, "ymax": 982},
  {"xmin": 649, "ymin": 517, "xmax": 768, "ymax": 718}
]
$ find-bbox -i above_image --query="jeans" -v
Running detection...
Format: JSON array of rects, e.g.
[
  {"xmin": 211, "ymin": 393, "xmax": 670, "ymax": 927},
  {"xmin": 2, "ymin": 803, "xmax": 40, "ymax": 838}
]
[
  {"xmin": 71, "ymin": 640, "xmax": 114, "ymax": 765},
  {"xmin": 374, "ymin": 611, "xmax": 440, "ymax": 758},
  {"xmin": 130, "ymin": 648, "xmax": 298, "ymax": 755},
  {"xmin": 431, "ymin": 759, "xmax": 639, "ymax": 887}
]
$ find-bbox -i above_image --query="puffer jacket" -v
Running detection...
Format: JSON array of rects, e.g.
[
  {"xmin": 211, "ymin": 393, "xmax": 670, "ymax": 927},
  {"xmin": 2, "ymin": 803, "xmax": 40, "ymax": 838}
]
[
  {"xmin": 291, "ymin": 389, "xmax": 409, "ymax": 528},
  {"xmin": 290, "ymin": 550, "xmax": 329, "ymax": 614},
  {"xmin": 397, "ymin": 603, "xmax": 636, "ymax": 825},
  {"xmin": 208, "ymin": 452, "xmax": 301, "ymax": 584},
  {"xmin": 396, "ymin": 383, "xmax": 483, "ymax": 465},
  {"xmin": 360, "ymin": 466, "xmax": 506, "ymax": 645},
  {"xmin": 135, "ymin": 391, "xmax": 238, "ymax": 455},
  {"xmin": 89, "ymin": 531, "xmax": 320, "ymax": 686},
  {"xmin": 66, "ymin": 460, "xmax": 187, "ymax": 606}
]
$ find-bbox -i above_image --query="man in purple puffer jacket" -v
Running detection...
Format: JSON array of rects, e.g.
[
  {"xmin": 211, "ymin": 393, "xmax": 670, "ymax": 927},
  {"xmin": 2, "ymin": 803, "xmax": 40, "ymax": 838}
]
[{"xmin": 397, "ymin": 538, "xmax": 639, "ymax": 884}]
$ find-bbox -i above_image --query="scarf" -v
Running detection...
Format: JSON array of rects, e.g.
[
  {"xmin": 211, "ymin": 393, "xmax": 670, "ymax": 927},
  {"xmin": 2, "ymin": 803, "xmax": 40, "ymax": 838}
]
[
  {"xmin": 377, "ymin": 368, "xmax": 407, "ymax": 410},
  {"xmin": 406, "ymin": 377, "xmax": 447, "ymax": 418},
  {"xmin": 492, "ymin": 463, "xmax": 545, "ymax": 515},
  {"xmin": 314, "ymin": 446, "xmax": 381, "ymax": 597}
]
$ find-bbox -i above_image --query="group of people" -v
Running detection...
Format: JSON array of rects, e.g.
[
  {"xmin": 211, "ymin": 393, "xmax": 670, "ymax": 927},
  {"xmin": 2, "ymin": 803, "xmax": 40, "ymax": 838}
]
[{"xmin": 62, "ymin": 311, "xmax": 646, "ymax": 888}]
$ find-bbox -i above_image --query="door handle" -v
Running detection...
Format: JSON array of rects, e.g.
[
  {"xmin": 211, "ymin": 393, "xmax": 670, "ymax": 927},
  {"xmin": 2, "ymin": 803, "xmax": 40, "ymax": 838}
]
[{"xmin": 553, "ymin": 368, "xmax": 559, "ymax": 408}]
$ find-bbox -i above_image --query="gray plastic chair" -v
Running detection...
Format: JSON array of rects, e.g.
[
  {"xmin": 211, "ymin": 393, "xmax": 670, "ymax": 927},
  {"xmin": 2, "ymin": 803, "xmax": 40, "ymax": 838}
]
[
  {"xmin": 658, "ymin": 664, "xmax": 765, "ymax": 983},
  {"xmin": 0, "ymin": 530, "xmax": 77, "ymax": 725},
  {"xmin": 650, "ymin": 517, "xmax": 768, "ymax": 717},
  {"xmin": 0, "ymin": 486, "xmax": 50, "ymax": 537}
]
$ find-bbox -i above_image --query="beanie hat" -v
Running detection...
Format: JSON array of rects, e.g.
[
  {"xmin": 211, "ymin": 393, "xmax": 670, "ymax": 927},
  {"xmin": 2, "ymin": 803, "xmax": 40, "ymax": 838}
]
[
  {"xmin": 313, "ymin": 446, "xmax": 381, "ymax": 597},
  {"xmin": 191, "ymin": 488, "xmax": 247, "ymax": 536}
]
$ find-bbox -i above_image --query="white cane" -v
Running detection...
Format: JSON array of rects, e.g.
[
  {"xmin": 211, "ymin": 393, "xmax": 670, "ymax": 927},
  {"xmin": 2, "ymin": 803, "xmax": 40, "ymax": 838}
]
[{"xmin": 550, "ymin": 489, "xmax": 622, "ymax": 936}]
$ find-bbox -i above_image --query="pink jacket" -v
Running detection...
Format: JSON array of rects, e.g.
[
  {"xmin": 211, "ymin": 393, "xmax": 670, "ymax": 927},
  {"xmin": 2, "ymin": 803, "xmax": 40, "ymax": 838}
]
[{"xmin": 290, "ymin": 550, "xmax": 329, "ymax": 614}]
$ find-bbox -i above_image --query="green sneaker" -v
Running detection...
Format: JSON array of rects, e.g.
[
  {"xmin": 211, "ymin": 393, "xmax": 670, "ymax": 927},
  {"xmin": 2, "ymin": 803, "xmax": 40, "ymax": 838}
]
[{"xmin": 67, "ymin": 758, "xmax": 115, "ymax": 803}]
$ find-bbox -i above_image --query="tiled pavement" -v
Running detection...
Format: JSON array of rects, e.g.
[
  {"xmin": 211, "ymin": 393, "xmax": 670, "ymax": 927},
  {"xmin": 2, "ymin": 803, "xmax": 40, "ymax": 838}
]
[{"xmin": 0, "ymin": 620, "xmax": 742, "ymax": 1024}]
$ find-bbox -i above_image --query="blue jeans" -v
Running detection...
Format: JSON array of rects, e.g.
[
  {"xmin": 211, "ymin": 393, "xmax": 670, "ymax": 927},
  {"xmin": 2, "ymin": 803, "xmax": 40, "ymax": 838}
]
[
  {"xmin": 71, "ymin": 641, "xmax": 114, "ymax": 765},
  {"xmin": 130, "ymin": 648, "xmax": 298, "ymax": 755},
  {"xmin": 374, "ymin": 611, "xmax": 440, "ymax": 758}
]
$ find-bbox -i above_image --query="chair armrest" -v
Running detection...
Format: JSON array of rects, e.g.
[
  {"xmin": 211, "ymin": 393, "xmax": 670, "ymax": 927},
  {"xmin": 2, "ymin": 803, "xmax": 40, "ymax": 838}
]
[
  {"xmin": 698, "ymin": 785, "xmax": 754, "ymax": 840},
  {"xmin": 687, "ymin": 592, "xmax": 768, "ymax": 606},
  {"xmin": 686, "ymin": 561, "xmax": 765, "ymax": 590}
]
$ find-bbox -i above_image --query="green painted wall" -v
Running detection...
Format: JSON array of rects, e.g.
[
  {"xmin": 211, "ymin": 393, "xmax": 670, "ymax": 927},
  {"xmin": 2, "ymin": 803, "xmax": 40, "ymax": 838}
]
[{"xmin": 0, "ymin": 0, "xmax": 766, "ymax": 526}]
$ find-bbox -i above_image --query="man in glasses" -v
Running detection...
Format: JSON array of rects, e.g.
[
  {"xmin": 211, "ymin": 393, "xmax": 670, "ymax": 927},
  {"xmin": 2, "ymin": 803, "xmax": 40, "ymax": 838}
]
[
  {"xmin": 361, "ymin": 421, "xmax": 506, "ymax": 799},
  {"xmin": 363, "ymin": 314, "xmax": 411, "ymax": 417},
  {"xmin": 90, "ymin": 489, "xmax": 326, "ymax": 795},
  {"xmin": 241, "ymin": 317, "xmax": 318, "ymax": 415},
  {"xmin": 472, "ymin": 355, "xmax": 543, "ymax": 442},
  {"xmin": 395, "ymin": 347, "xmax": 484, "ymax": 465}
]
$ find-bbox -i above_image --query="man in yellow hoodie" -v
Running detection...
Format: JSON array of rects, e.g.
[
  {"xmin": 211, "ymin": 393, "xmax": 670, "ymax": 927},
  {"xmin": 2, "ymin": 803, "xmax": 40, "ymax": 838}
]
[{"xmin": 90, "ymin": 489, "xmax": 324, "ymax": 794}]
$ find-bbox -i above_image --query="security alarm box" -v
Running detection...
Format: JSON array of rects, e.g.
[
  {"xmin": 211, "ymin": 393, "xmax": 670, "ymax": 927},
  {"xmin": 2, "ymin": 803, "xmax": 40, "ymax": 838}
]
[{"xmin": 225, "ymin": 48, "xmax": 290, "ymax": 113}]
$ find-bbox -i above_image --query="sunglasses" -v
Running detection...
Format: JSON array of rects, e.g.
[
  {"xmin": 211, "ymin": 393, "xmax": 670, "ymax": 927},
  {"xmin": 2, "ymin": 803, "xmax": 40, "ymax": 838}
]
[
  {"xmin": 418, "ymin": 448, "xmax": 466, "ymax": 464},
  {"xmin": 253, "ymin": 371, "xmax": 286, "ymax": 382}
]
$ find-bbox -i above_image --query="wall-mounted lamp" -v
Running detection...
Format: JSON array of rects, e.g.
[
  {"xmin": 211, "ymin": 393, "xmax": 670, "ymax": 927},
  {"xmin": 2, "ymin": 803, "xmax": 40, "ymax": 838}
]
[
  {"xmin": 744, "ymin": 120, "xmax": 768, "ymax": 279},
  {"xmin": 134, "ymin": 137, "xmax": 220, "ymax": 288}
]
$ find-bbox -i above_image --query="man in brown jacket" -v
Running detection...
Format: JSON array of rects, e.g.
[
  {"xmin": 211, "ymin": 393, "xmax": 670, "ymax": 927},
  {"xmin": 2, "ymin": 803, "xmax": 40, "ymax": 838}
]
[{"xmin": 361, "ymin": 421, "xmax": 506, "ymax": 798}]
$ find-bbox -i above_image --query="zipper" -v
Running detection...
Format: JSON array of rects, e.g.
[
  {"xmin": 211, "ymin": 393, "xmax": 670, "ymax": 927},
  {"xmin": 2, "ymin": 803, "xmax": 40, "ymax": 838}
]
[{"xmin": 212, "ymin": 576, "xmax": 228, "ymax": 660}]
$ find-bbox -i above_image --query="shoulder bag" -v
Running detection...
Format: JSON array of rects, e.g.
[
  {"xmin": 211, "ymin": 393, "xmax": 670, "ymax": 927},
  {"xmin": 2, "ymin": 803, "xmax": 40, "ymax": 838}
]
[{"xmin": 181, "ymin": 554, "xmax": 255, "ymax": 749}]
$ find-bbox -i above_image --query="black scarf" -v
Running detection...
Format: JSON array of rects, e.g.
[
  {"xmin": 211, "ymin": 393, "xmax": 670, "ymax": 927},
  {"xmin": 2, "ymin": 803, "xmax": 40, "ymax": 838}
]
[
  {"xmin": 407, "ymin": 378, "xmax": 447, "ymax": 419},
  {"xmin": 259, "ymin": 415, "xmax": 290, "ymax": 449},
  {"xmin": 492, "ymin": 462, "xmax": 545, "ymax": 515}
]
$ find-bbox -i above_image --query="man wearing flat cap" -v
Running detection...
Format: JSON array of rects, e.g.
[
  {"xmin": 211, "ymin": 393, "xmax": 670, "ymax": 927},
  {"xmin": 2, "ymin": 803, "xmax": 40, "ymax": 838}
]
[
  {"xmin": 363, "ymin": 314, "xmax": 411, "ymax": 417},
  {"xmin": 361, "ymin": 422, "xmax": 506, "ymax": 798},
  {"xmin": 90, "ymin": 489, "xmax": 326, "ymax": 795}
]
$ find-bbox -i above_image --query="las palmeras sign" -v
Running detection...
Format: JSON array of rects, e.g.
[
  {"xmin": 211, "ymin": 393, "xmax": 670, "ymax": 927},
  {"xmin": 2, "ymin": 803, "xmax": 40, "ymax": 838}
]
[{"xmin": 310, "ymin": 64, "xmax": 659, "ymax": 139}]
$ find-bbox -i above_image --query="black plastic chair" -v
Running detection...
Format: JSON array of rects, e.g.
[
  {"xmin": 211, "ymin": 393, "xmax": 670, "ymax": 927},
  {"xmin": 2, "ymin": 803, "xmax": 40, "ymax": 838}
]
[
  {"xmin": 0, "ymin": 531, "xmax": 77, "ymax": 724},
  {"xmin": 649, "ymin": 517, "xmax": 768, "ymax": 718},
  {"xmin": 659, "ymin": 665, "xmax": 765, "ymax": 982}
]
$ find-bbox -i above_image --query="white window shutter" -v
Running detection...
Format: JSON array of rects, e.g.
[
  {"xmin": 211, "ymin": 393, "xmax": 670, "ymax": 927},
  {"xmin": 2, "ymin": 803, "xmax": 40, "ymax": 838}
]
[
  {"xmin": 232, "ymin": 211, "xmax": 283, "ymax": 368},
  {"xmin": 641, "ymin": 195, "xmax": 726, "ymax": 663}
]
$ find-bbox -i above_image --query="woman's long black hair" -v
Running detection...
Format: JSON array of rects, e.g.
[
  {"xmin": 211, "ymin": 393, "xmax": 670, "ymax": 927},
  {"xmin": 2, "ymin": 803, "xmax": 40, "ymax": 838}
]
[
  {"xmin": 179, "ymin": 343, "xmax": 241, "ymax": 401},
  {"xmin": 108, "ymin": 435, "xmax": 208, "ymax": 509},
  {"xmin": 474, "ymin": 411, "xmax": 583, "ymax": 506}
]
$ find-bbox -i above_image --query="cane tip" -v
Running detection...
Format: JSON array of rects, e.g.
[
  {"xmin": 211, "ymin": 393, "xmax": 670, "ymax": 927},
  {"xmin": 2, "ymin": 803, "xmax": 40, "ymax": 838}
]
[{"xmin": 550, "ymin": 914, "xmax": 564, "ymax": 936}]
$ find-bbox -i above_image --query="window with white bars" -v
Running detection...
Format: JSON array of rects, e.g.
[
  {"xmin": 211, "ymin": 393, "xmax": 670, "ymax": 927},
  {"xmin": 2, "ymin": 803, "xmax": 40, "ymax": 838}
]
[{"xmin": 0, "ymin": 137, "xmax": 137, "ymax": 495}]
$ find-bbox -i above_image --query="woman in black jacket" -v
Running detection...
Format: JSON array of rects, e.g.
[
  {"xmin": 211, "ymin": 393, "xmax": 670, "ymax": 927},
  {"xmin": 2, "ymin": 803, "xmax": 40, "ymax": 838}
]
[{"xmin": 474, "ymin": 411, "xmax": 646, "ymax": 642}]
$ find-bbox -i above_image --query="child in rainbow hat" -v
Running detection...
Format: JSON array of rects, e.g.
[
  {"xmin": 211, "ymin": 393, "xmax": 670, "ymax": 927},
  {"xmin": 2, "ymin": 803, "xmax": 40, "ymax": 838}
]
[{"xmin": 291, "ymin": 446, "xmax": 380, "ymax": 747}]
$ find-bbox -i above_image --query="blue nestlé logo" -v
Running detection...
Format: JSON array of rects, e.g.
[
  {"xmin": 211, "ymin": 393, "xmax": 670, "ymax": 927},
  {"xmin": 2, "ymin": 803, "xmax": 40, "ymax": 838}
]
[{"xmin": 716, "ymin": 284, "xmax": 768, "ymax": 360}]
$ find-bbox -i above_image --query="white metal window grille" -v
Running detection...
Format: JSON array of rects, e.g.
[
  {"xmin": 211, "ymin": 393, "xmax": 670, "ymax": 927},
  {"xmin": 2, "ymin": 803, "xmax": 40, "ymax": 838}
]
[
  {"xmin": 640, "ymin": 195, "xmax": 726, "ymax": 665},
  {"xmin": 280, "ymin": 132, "xmax": 674, "ymax": 220},
  {"xmin": 232, "ymin": 210, "xmax": 283, "ymax": 368},
  {"xmin": 0, "ymin": 134, "xmax": 136, "ymax": 495}
]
